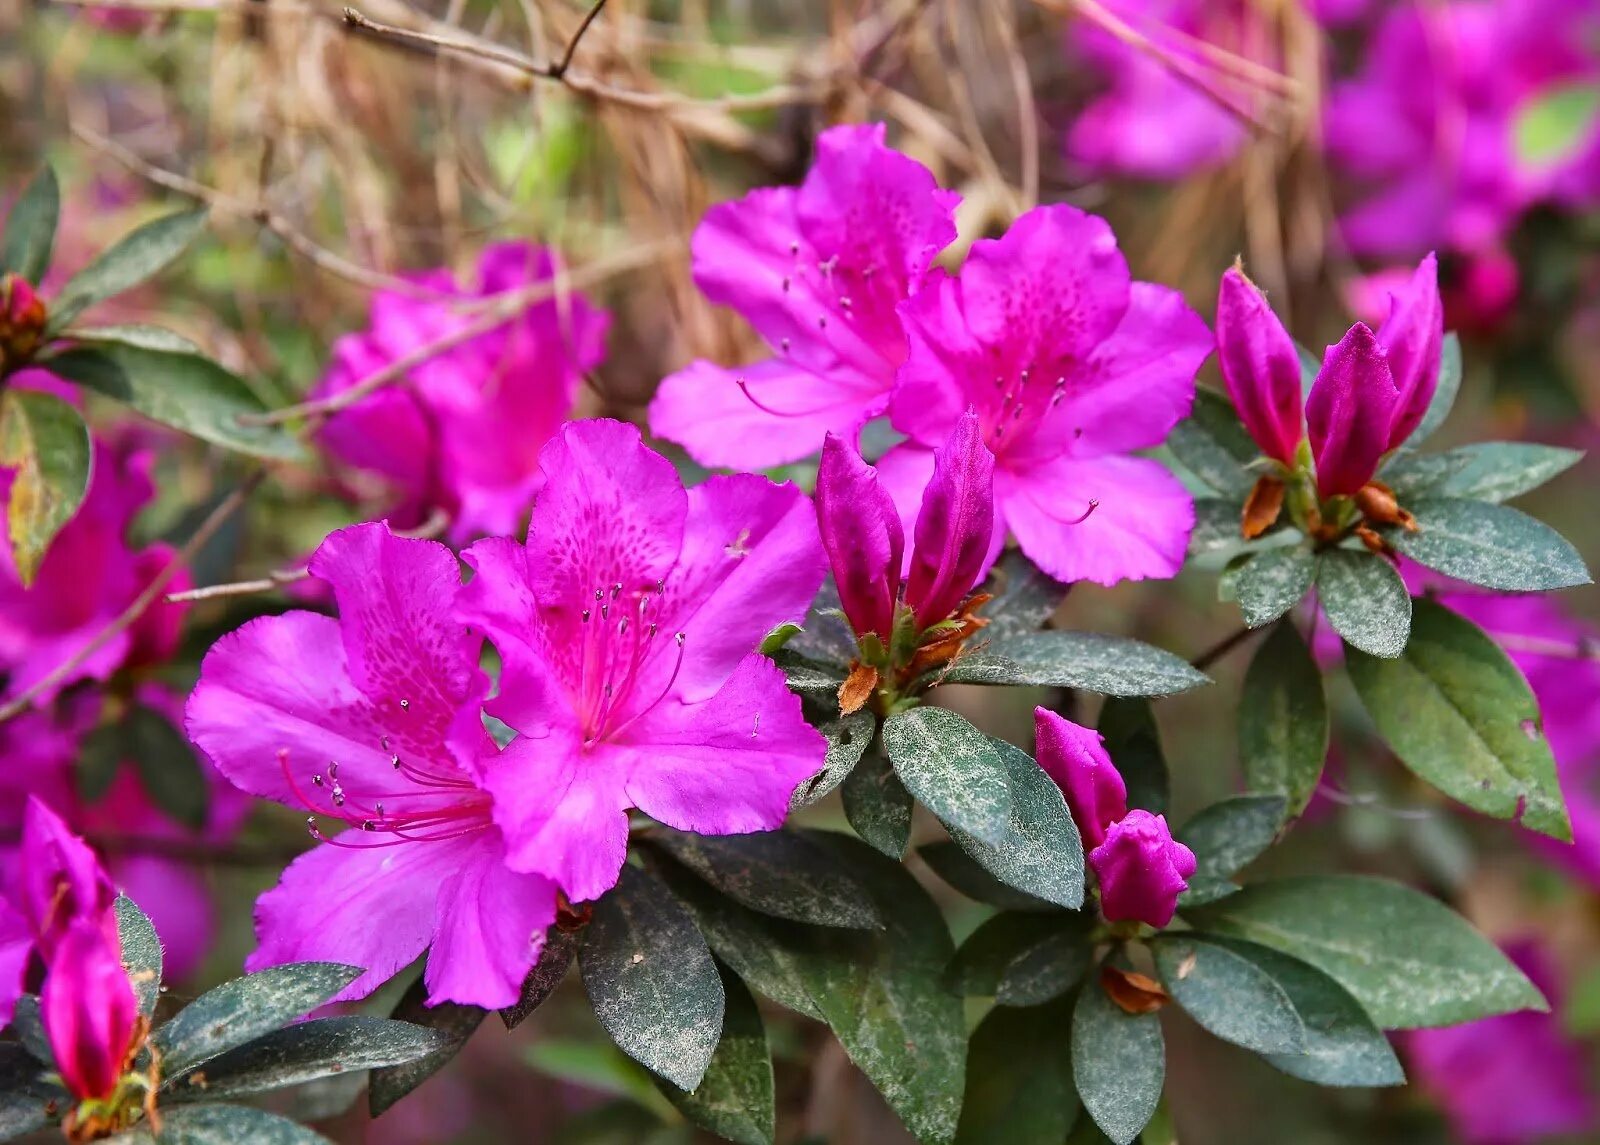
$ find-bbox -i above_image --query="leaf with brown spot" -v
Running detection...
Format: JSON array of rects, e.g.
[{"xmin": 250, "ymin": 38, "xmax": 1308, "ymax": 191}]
[
  {"xmin": 0, "ymin": 389, "xmax": 90, "ymax": 585},
  {"xmin": 1100, "ymin": 965, "xmax": 1168, "ymax": 1014}
]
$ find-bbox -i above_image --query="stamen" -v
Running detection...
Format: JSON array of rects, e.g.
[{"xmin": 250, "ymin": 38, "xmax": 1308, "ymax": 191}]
[{"xmin": 735, "ymin": 377, "xmax": 843, "ymax": 419}]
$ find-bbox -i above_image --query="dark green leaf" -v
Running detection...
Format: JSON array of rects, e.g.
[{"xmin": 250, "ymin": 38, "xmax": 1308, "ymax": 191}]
[
  {"xmin": 10, "ymin": 996, "xmax": 52, "ymax": 1067},
  {"xmin": 0, "ymin": 1043, "xmax": 60, "ymax": 1142},
  {"xmin": 1097, "ymin": 699, "xmax": 1168, "ymax": 815},
  {"xmin": 1177, "ymin": 795, "xmax": 1285, "ymax": 879},
  {"xmin": 66, "ymin": 323, "xmax": 203, "ymax": 354},
  {"xmin": 1205, "ymin": 938, "xmax": 1404, "ymax": 1087},
  {"xmin": 1152, "ymin": 936, "xmax": 1305, "ymax": 1054},
  {"xmin": 943, "ymin": 632, "xmax": 1209, "ymax": 697},
  {"xmin": 883, "ymin": 707, "xmax": 1012, "ymax": 846},
  {"xmin": 111, "ymin": 1103, "xmax": 334, "ymax": 1144},
  {"xmin": 946, "ymin": 911, "xmax": 1093, "ymax": 1005},
  {"xmin": 1, "ymin": 167, "xmax": 59, "ymax": 283},
  {"xmin": 1296, "ymin": 341, "xmax": 1320, "ymax": 397},
  {"xmin": 979, "ymin": 549, "xmax": 1069, "ymax": 639},
  {"xmin": 1317, "ymin": 549, "xmax": 1411, "ymax": 658},
  {"xmin": 1402, "ymin": 333, "xmax": 1460, "ymax": 448},
  {"xmin": 154, "ymin": 963, "xmax": 363, "ymax": 1077},
  {"xmin": 125, "ymin": 704, "xmax": 210, "ymax": 831},
  {"xmin": 1188, "ymin": 875, "xmax": 1546, "ymax": 1027},
  {"xmin": 646, "ymin": 828, "xmax": 880, "ymax": 928},
  {"xmin": 1234, "ymin": 546, "xmax": 1316, "ymax": 628},
  {"xmin": 524, "ymin": 1038, "xmax": 676, "ymax": 1119},
  {"xmin": 1073, "ymin": 964, "xmax": 1164, "ymax": 1145},
  {"xmin": 51, "ymin": 208, "xmax": 208, "ymax": 328},
  {"xmin": 580, "ymin": 864, "xmax": 725, "ymax": 1092},
  {"xmin": 787, "ymin": 580, "xmax": 857, "ymax": 665},
  {"xmin": 1239, "ymin": 623, "xmax": 1327, "ymax": 817},
  {"xmin": 771, "ymin": 649, "xmax": 846, "ymax": 696},
  {"xmin": 163, "ymin": 1017, "xmax": 447, "ymax": 1103},
  {"xmin": 116, "ymin": 894, "xmax": 163, "ymax": 1017},
  {"xmin": 1167, "ymin": 388, "xmax": 1257, "ymax": 496},
  {"xmin": 45, "ymin": 345, "xmax": 305, "ymax": 461},
  {"xmin": 919, "ymin": 841, "xmax": 1057, "ymax": 912},
  {"xmin": 658, "ymin": 966, "xmax": 773, "ymax": 1145},
  {"xmin": 1393, "ymin": 498, "xmax": 1590, "ymax": 591},
  {"xmin": 1177, "ymin": 876, "xmax": 1241, "ymax": 909},
  {"xmin": 1384, "ymin": 442, "xmax": 1582, "ymax": 503},
  {"xmin": 841, "ymin": 749, "xmax": 913, "ymax": 859},
  {"xmin": 1190, "ymin": 498, "xmax": 1245, "ymax": 555},
  {"xmin": 368, "ymin": 976, "xmax": 486, "ymax": 1117},
  {"xmin": 500, "ymin": 925, "xmax": 578, "ymax": 1029},
  {"xmin": 1346, "ymin": 597, "xmax": 1569, "ymax": 840},
  {"xmin": 956, "ymin": 998, "xmax": 1078, "ymax": 1144},
  {"xmin": 0, "ymin": 389, "xmax": 90, "ymax": 586},
  {"xmin": 790, "ymin": 708, "xmax": 874, "ymax": 808}
]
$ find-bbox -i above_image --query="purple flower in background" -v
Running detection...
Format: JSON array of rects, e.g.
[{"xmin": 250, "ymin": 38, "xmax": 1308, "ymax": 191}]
[
  {"xmin": 882, "ymin": 204, "xmax": 1212, "ymax": 586},
  {"xmin": 1404, "ymin": 941, "xmax": 1597, "ymax": 1144},
  {"xmin": 1090, "ymin": 810, "xmax": 1196, "ymax": 928},
  {"xmin": 649, "ymin": 123, "xmax": 961, "ymax": 469},
  {"xmin": 314, "ymin": 243, "xmax": 609, "ymax": 543},
  {"xmin": 41, "ymin": 919, "xmax": 141, "ymax": 1104},
  {"xmin": 186, "ymin": 523, "xmax": 559, "ymax": 1009},
  {"xmin": 457, "ymin": 419, "xmax": 827, "ymax": 904},
  {"xmin": 1033, "ymin": 708, "xmax": 1128, "ymax": 849}
]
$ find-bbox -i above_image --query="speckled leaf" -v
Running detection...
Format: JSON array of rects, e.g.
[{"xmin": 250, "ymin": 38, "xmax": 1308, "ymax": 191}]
[
  {"xmin": 1239, "ymin": 623, "xmax": 1327, "ymax": 817},
  {"xmin": 1, "ymin": 166, "xmax": 59, "ymax": 283},
  {"xmin": 1393, "ymin": 498, "xmax": 1590, "ymax": 591},
  {"xmin": 883, "ymin": 707, "xmax": 1012, "ymax": 846},
  {"xmin": 658, "ymin": 966, "xmax": 773, "ymax": 1145},
  {"xmin": 1317, "ymin": 549, "xmax": 1411, "ymax": 658},
  {"xmin": 0, "ymin": 388, "xmax": 90, "ymax": 585},
  {"xmin": 1073, "ymin": 962, "xmax": 1165, "ymax": 1144},
  {"xmin": 115, "ymin": 895, "xmax": 163, "ymax": 1017},
  {"xmin": 918, "ymin": 841, "xmax": 1057, "ymax": 912},
  {"xmin": 790, "ymin": 707, "xmax": 875, "ymax": 808},
  {"xmin": 155, "ymin": 962, "xmax": 364, "ymax": 1076},
  {"xmin": 369, "ymin": 976, "xmax": 487, "ymax": 1117},
  {"xmin": 942, "ymin": 631, "xmax": 1209, "ymax": 697},
  {"xmin": 1188, "ymin": 875, "xmax": 1546, "ymax": 1028},
  {"xmin": 978, "ymin": 549, "xmax": 1069, "ymax": 639},
  {"xmin": 648, "ymin": 828, "xmax": 880, "ymax": 928},
  {"xmin": 1177, "ymin": 876, "xmax": 1241, "ymax": 909},
  {"xmin": 1234, "ymin": 546, "xmax": 1316, "ymax": 628},
  {"xmin": 68, "ymin": 324, "xmax": 202, "ymax": 354},
  {"xmin": 1190, "ymin": 498, "xmax": 1245, "ymax": 555},
  {"xmin": 163, "ymin": 1017, "xmax": 447, "ymax": 1103},
  {"xmin": 1152, "ymin": 936, "xmax": 1305, "ymax": 1054},
  {"xmin": 942, "ymin": 736, "xmax": 1084, "ymax": 909},
  {"xmin": 1167, "ymin": 388, "xmax": 1258, "ymax": 496},
  {"xmin": 945, "ymin": 911, "xmax": 1093, "ymax": 1005},
  {"xmin": 580, "ymin": 864, "xmax": 725, "ymax": 1092},
  {"xmin": 1384, "ymin": 442, "xmax": 1581, "ymax": 503},
  {"xmin": 788, "ymin": 579, "xmax": 857, "ymax": 665},
  {"xmin": 772, "ymin": 649, "xmax": 847, "ymax": 697},
  {"xmin": 51, "ymin": 208, "xmax": 208, "ymax": 328},
  {"xmin": 956, "ymin": 998, "xmax": 1078, "ymax": 1144},
  {"xmin": 841, "ymin": 749, "xmax": 913, "ymax": 859},
  {"xmin": 1177, "ymin": 795, "xmax": 1286, "ymax": 879},
  {"xmin": 109, "ymin": 1103, "xmax": 334, "ymax": 1144},
  {"xmin": 1401, "ymin": 333, "xmax": 1461, "ymax": 448},
  {"xmin": 499, "ymin": 925, "xmax": 578, "ymax": 1029},
  {"xmin": 9, "ymin": 997, "xmax": 51, "ymax": 1067},
  {"xmin": 1206, "ymin": 938, "xmax": 1404, "ymax": 1087},
  {"xmin": 1097, "ymin": 698, "xmax": 1168, "ymax": 815},
  {"xmin": 0, "ymin": 1043, "xmax": 60, "ymax": 1141},
  {"xmin": 1347, "ymin": 597, "xmax": 1569, "ymax": 840}
]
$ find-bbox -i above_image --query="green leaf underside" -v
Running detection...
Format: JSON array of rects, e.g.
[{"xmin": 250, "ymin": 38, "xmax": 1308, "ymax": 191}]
[
  {"xmin": 0, "ymin": 389, "xmax": 91, "ymax": 585},
  {"xmin": 1190, "ymin": 498, "xmax": 1246, "ymax": 554},
  {"xmin": 957, "ymin": 998, "xmax": 1078, "ymax": 1144},
  {"xmin": 115, "ymin": 895, "xmax": 164, "ymax": 1017},
  {"xmin": 647, "ymin": 828, "xmax": 880, "ymax": 928},
  {"xmin": 1393, "ymin": 498, "xmax": 1590, "ymax": 592},
  {"xmin": 1384, "ymin": 441, "xmax": 1582, "ymax": 503},
  {"xmin": 1238, "ymin": 623, "xmax": 1328, "ymax": 817},
  {"xmin": 942, "ymin": 631, "xmax": 1209, "ymax": 697},
  {"xmin": 1073, "ymin": 963, "xmax": 1164, "ymax": 1145},
  {"xmin": 51, "ymin": 208, "xmax": 208, "ymax": 328},
  {"xmin": 1317, "ymin": 549, "xmax": 1412, "ymax": 658},
  {"xmin": 1177, "ymin": 794, "xmax": 1286, "ymax": 879},
  {"xmin": 500, "ymin": 925, "xmax": 579, "ymax": 1029},
  {"xmin": 1167, "ymin": 388, "xmax": 1258, "ymax": 496},
  {"xmin": 110, "ymin": 1103, "xmax": 335, "ymax": 1144},
  {"xmin": 369, "ymin": 975, "xmax": 487, "ymax": 1117},
  {"xmin": 841, "ymin": 749, "xmax": 913, "ymax": 860},
  {"xmin": 657, "ymin": 965, "xmax": 774, "ymax": 1145},
  {"xmin": 1, "ymin": 167, "xmax": 60, "ymax": 284},
  {"xmin": 772, "ymin": 650, "xmax": 846, "ymax": 695},
  {"xmin": 791, "ymin": 708, "xmax": 875, "ymax": 808},
  {"xmin": 1346, "ymin": 598, "xmax": 1570, "ymax": 840},
  {"xmin": 946, "ymin": 911, "xmax": 1093, "ymax": 1005},
  {"xmin": 66, "ymin": 323, "xmax": 204, "ymax": 355},
  {"xmin": 883, "ymin": 707, "xmax": 1012, "ymax": 846},
  {"xmin": 0, "ymin": 1043, "xmax": 60, "ymax": 1140},
  {"xmin": 1096, "ymin": 698, "xmax": 1169, "ymax": 815},
  {"xmin": 1188, "ymin": 875, "xmax": 1546, "ymax": 1028},
  {"xmin": 1235, "ymin": 546, "xmax": 1316, "ymax": 628},
  {"xmin": 1152, "ymin": 936, "xmax": 1305, "ymax": 1054},
  {"xmin": 979, "ymin": 549, "xmax": 1070, "ymax": 639}
]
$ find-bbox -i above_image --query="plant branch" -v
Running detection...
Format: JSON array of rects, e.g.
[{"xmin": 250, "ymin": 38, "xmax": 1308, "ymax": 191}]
[
  {"xmin": 551, "ymin": 0, "xmax": 609, "ymax": 78},
  {"xmin": 1189, "ymin": 624, "xmax": 1259, "ymax": 671}
]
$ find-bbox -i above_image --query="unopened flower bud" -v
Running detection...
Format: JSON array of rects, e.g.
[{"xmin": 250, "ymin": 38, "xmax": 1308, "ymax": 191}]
[
  {"xmin": 1089, "ymin": 810, "xmax": 1196, "ymax": 928},
  {"xmin": 0, "ymin": 274, "xmax": 47, "ymax": 372}
]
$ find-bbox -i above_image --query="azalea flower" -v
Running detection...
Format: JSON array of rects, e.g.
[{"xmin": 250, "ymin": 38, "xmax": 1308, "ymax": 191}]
[
  {"xmin": 314, "ymin": 243, "xmax": 609, "ymax": 543},
  {"xmin": 457, "ymin": 419, "xmax": 827, "ymax": 904},
  {"xmin": 649, "ymin": 123, "xmax": 961, "ymax": 469},
  {"xmin": 186, "ymin": 522, "xmax": 559, "ymax": 1009},
  {"xmin": 881, "ymin": 204, "xmax": 1212, "ymax": 585}
]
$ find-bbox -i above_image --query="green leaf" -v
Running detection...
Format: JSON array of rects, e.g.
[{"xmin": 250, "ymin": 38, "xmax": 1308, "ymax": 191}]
[
  {"xmin": 1384, "ymin": 442, "xmax": 1582, "ymax": 504},
  {"xmin": 1097, "ymin": 698, "xmax": 1168, "ymax": 815},
  {"xmin": 1316, "ymin": 549, "xmax": 1411, "ymax": 658},
  {"xmin": 941, "ymin": 736, "xmax": 1085, "ymax": 910},
  {"xmin": 1346, "ymin": 597, "xmax": 1570, "ymax": 840},
  {"xmin": 790, "ymin": 708, "xmax": 875, "ymax": 808},
  {"xmin": 979, "ymin": 549, "xmax": 1069, "ymax": 639},
  {"xmin": 1205, "ymin": 938, "xmax": 1404, "ymax": 1087},
  {"xmin": 369, "ymin": 976, "xmax": 487, "ymax": 1117},
  {"xmin": 945, "ymin": 911, "xmax": 1093, "ymax": 1005},
  {"xmin": 1403, "ymin": 333, "xmax": 1461, "ymax": 448},
  {"xmin": 65, "ymin": 323, "xmax": 203, "ymax": 355},
  {"xmin": 1178, "ymin": 875, "xmax": 1241, "ymax": 909},
  {"xmin": 1190, "ymin": 498, "xmax": 1245, "ymax": 555},
  {"xmin": 154, "ymin": 962, "xmax": 363, "ymax": 1077},
  {"xmin": 0, "ymin": 1044, "xmax": 60, "ymax": 1141},
  {"xmin": 1512, "ymin": 82, "xmax": 1600, "ymax": 169},
  {"xmin": 112, "ymin": 1103, "xmax": 335, "ymax": 1144},
  {"xmin": 883, "ymin": 707, "xmax": 1012, "ymax": 845},
  {"xmin": 45, "ymin": 345, "xmax": 306, "ymax": 461},
  {"xmin": 1073, "ymin": 964, "xmax": 1165, "ymax": 1145},
  {"xmin": 524, "ymin": 1038, "xmax": 676, "ymax": 1121},
  {"xmin": 658, "ymin": 966, "xmax": 773, "ymax": 1145},
  {"xmin": 1167, "ymin": 388, "xmax": 1258, "ymax": 496},
  {"xmin": 1, "ymin": 167, "xmax": 59, "ymax": 284},
  {"xmin": 1177, "ymin": 795, "xmax": 1285, "ymax": 879},
  {"xmin": 956, "ymin": 998, "xmax": 1078, "ymax": 1144},
  {"xmin": 124, "ymin": 704, "xmax": 210, "ymax": 831},
  {"xmin": 500, "ymin": 925, "xmax": 578, "ymax": 1029},
  {"xmin": 771, "ymin": 649, "xmax": 846, "ymax": 696},
  {"xmin": 1152, "ymin": 936, "xmax": 1305, "ymax": 1054},
  {"xmin": 943, "ymin": 631, "xmax": 1209, "ymax": 697},
  {"xmin": 1234, "ymin": 546, "xmax": 1316, "ymax": 628},
  {"xmin": 646, "ymin": 828, "xmax": 880, "ymax": 929},
  {"xmin": 163, "ymin": 1017, "xmax": 447, "ymax": 1103},
  {"xmin": 9, "ymin": 996, "xmax": 52, "ymax": 1067},
  {"xmin": 50, "ymin": 207, "xmax": 208, "ymax": 328},
  {"xmin": 115, "ymin": 894, "xmax": 163, "ymax": 1017},
  {"xmin": 1187, "ymin": 875, "xmax": 1546, "ymax": 1028},
  {"xmin": 1393, "ymin": 498, "xmax": 1590, "ymax": 591},
  {"xmin": 919, "ymin": 841, "xmax": 1055, "ymax": 912},
  {"xmin": 757, "ymin": 622, "xmax": 801, "ymax": 656},
  {"xmin": 1238, "ymin": 623, "xmax": 1327, "ymax": 817},
  {"xmin": 580, "ymin": 864, "xmax": 725, "ymax": 1092},
  {"xmin": 0, "ymin": 389, "xmax": 90, "ymax": 585},
  {"xmin": 787, "ymin": 581, "xmax": 857, "ymax": 664},
  {"xmin": 841, "ymin": 748, "xmax": 913, "ymax": 859}
]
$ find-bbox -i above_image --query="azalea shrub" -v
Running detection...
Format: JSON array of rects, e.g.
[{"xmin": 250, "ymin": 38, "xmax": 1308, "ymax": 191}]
[{"xmin": 1, "ymin": 2, "xmax": 1599, "ymax": 1144}]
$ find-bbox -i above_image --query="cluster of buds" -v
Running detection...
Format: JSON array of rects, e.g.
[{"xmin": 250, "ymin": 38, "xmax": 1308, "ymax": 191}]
[
  {"xmin": 1216, "ymin": 255, "xmax": 1443, "ymax": 555},
  {"xmin": 0, "ymin": 273, "xmax": 48, "ymax": 375},
  {"xmin": 815, "ymin": 410, "xmax": 996, "ymax": 715}
]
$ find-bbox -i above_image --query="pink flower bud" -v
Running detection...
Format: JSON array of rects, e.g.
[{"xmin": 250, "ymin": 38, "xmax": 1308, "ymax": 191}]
[
  {"xmin": 1215, "ymin": 266, "xmax": 1305, "ymax": 465},
  {"xmin": 1089, "ymin": 810, "xmax": 1197, "ymax": 928},
  {"xmin": 1305, "ymin": 323, "xmax": 1399, "ymax": 498},
  {"xmin": 1376, "ymin": 253, "xmax": 1444, "ymax": 449},
  {"xmin": 904, "ymin": 409, "xmax": 996, "ymax": 629},
  {"xmin": 18, "ymin": 798, "xmax": 118, "ymax": 963},
  {"xmin": 1033, "ymin": 708, "xmax": 1127, "ymax": 849},
  {"xmin": 40, "ymin": 920, "xmax": 140, "ymax": 1102},
  {"xmin": 0, "ymin": 273, "xmax": 48, "ymax": 371},
  {"xmin": 815, "ymin": 432, "xmax": 904, "ymax": 641}
]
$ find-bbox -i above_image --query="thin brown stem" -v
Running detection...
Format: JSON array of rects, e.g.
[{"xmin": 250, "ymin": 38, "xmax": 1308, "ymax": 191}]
[
  {"xmin": 1190, "ymin": 624, "xmax": 1259, "ymax": 672},
  {"xmin": 551, "ymin": 0, "xmax": 609, "ymax": 78}
]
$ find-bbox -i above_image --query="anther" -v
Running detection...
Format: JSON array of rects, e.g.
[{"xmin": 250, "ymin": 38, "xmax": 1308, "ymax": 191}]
[{"xmin": 400, "ymin": 700, "xmax": 410, "ymax": 710}]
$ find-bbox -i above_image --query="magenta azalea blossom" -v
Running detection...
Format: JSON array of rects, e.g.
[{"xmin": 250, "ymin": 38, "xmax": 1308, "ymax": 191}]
[
  {"xmin": 1033, "ymin": 707, "xmax": 1127, "ymax": 850},
  {"xmin": 1089, "ymin": 810, "xmax": 1196, "ymax": 928},
  {"xmin": 186, "ymin": 523, "xmax": 559, "ymax": 1008},
  {"xmin": 882, "ymin": 204, "xmax": 1212, "ymax": 585},
  {"xmin": 314, "ymin": 243, "xmax": 609, "ymax": 543},
  {"xmin": 649, "ymin": 123, "xmax": 961, "ymax": 469},
  {"xmin": 457, "ymin": 419, "xmax": 827, "ymax": 903}
]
